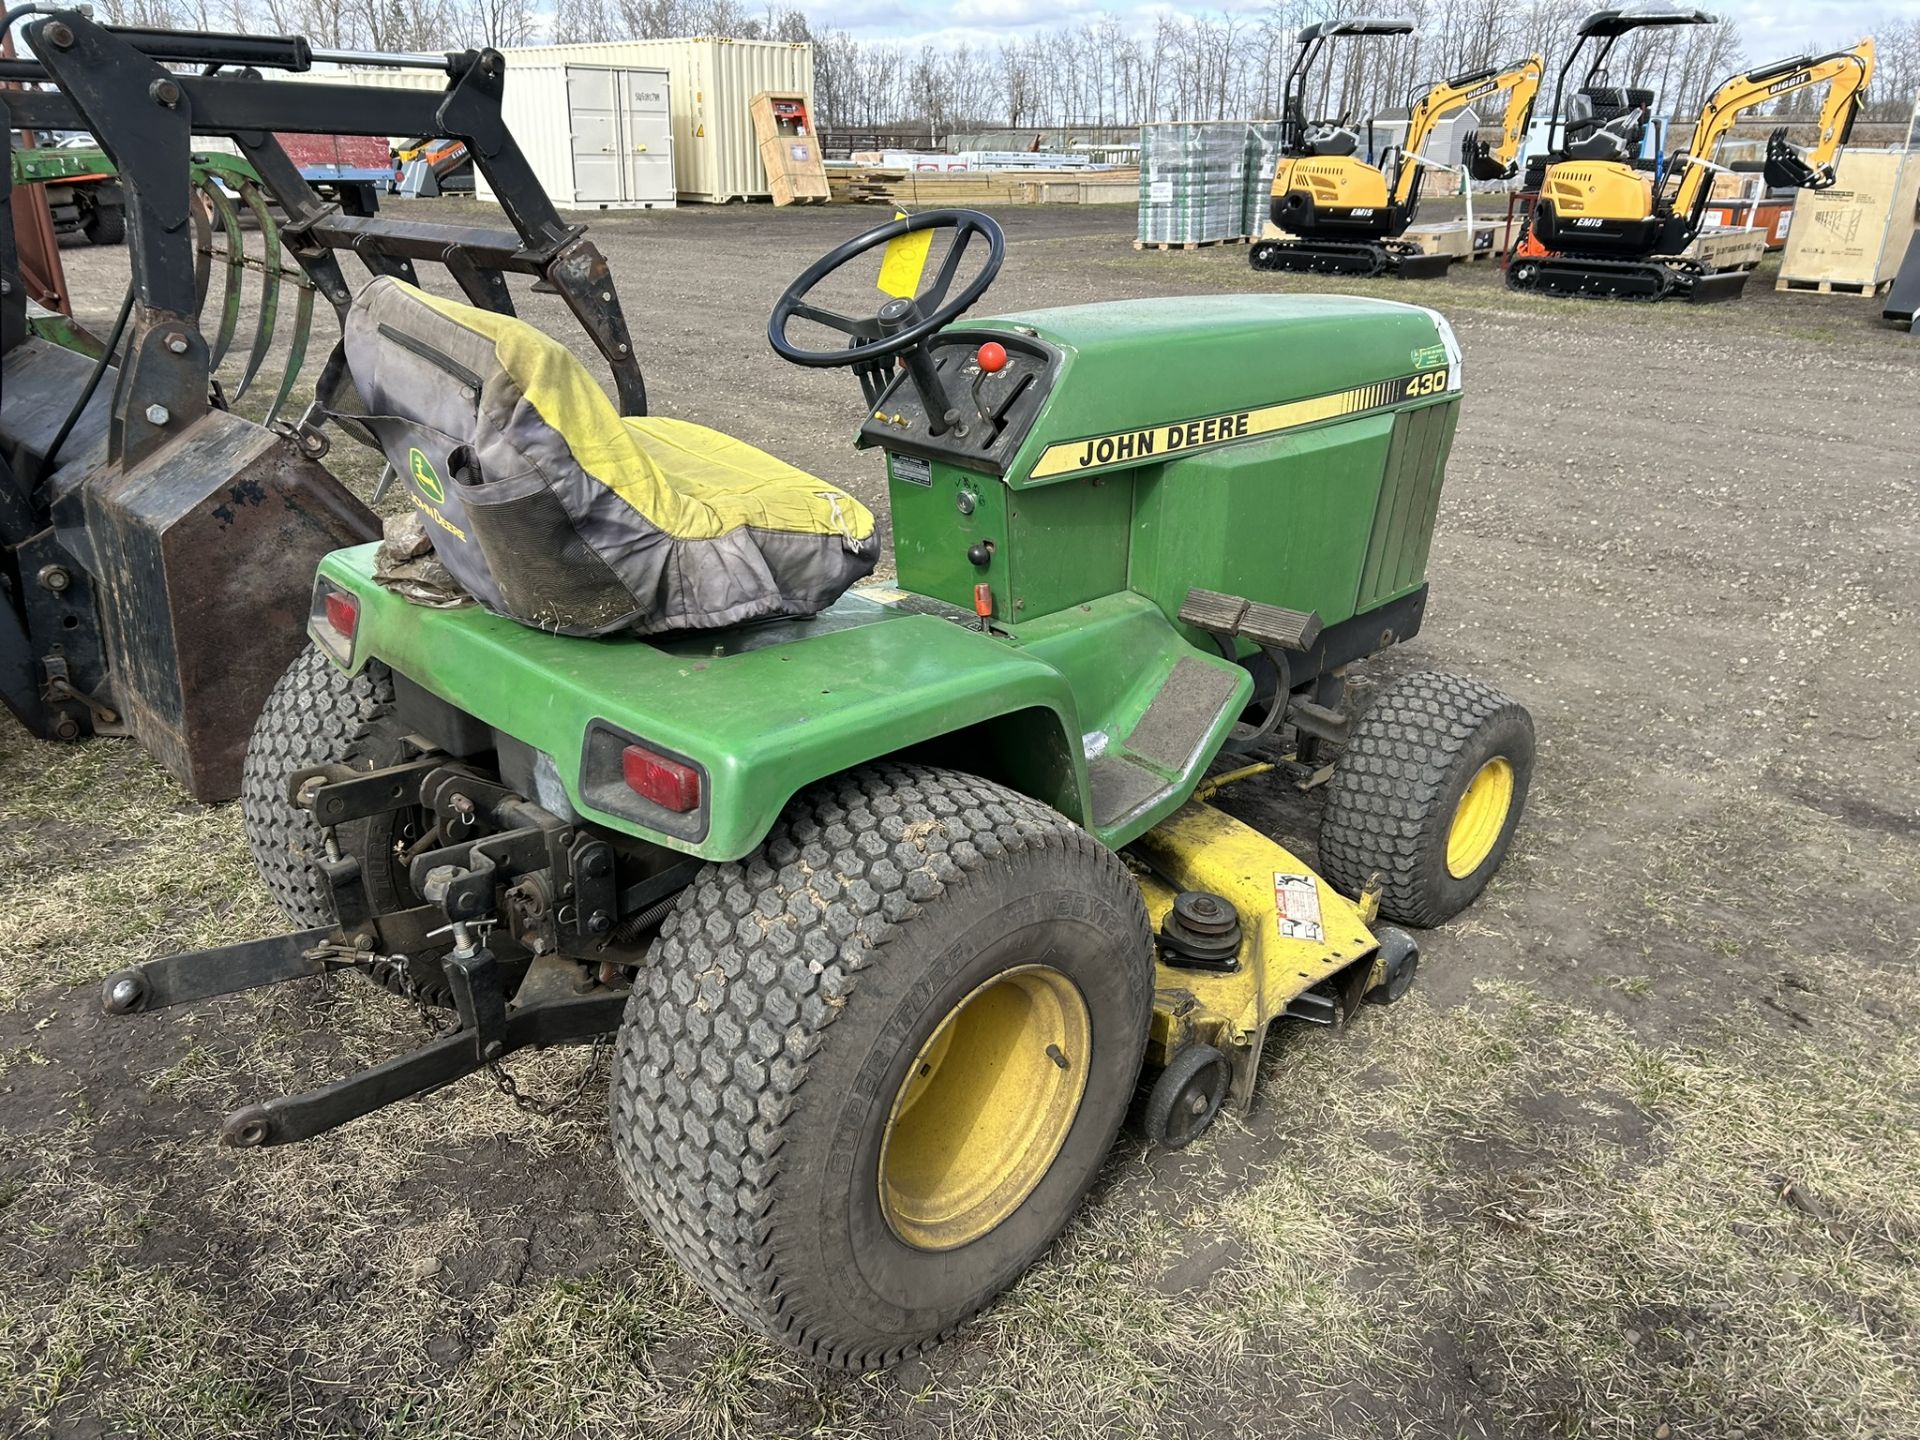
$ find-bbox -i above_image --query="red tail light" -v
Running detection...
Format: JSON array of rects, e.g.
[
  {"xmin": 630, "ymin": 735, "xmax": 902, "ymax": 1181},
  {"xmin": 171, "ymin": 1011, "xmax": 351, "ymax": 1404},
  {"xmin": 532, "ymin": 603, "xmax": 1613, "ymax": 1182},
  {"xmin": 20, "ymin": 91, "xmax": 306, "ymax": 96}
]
[
  {"xmin": 323, "ymin": 589, "xmax": 359, "ymax": 639},
  {"xmin": 622, "ymin": 743, "xmax": 700, "ymax": 812}
]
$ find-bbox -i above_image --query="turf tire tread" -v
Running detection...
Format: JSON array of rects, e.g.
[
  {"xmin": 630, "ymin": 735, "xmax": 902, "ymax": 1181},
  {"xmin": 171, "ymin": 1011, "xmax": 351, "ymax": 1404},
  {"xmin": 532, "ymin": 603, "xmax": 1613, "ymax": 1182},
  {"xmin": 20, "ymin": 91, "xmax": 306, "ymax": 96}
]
[
  {"xmin": 608, "ymin": 760, "xmax": 1139, "ymax": 1371},
  {"xmin": 1318, "ymin": 670, "xmax": 1527, "ymax": 927},
  {"xmin": 240, "ymin": 647, "xmax": 398, "ymax": 927}
]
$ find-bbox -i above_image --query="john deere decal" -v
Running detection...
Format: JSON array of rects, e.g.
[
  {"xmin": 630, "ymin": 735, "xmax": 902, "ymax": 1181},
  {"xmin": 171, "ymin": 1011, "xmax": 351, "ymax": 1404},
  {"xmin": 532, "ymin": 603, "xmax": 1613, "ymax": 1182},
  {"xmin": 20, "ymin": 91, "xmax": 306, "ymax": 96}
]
[
  {"xmin": 1031, "ymin": 369, "xmax": 1451, "ymax": 479},
  {"xmin": 408, "ymin": 446, "xmax": 445, "ymax": 503}
]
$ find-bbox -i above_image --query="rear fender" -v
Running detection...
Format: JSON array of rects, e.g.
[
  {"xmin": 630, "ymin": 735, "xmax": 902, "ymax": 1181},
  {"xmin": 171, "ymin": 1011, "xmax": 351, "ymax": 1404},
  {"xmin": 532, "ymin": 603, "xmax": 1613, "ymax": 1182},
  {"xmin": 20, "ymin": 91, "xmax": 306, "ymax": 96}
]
[{"xmin": 316, "ymin": 547, "xmax": 1092, "ymax": 862}]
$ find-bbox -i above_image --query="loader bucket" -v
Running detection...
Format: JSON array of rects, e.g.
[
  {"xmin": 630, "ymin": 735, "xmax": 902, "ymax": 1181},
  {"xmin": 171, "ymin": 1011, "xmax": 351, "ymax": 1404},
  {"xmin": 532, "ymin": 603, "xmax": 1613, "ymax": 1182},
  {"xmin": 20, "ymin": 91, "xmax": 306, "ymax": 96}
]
[{"xmin": 0, "ymin": 340, "xmax": 377, "ymax": 798}]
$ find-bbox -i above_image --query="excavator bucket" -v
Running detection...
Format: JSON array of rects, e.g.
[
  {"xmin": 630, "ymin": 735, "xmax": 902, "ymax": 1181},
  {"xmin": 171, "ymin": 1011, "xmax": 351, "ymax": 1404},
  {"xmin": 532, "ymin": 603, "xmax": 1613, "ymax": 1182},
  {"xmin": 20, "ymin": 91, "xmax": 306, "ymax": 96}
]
[{"xmin": 0, "ymin": 15, "xmax": 644, "ymax": 800}]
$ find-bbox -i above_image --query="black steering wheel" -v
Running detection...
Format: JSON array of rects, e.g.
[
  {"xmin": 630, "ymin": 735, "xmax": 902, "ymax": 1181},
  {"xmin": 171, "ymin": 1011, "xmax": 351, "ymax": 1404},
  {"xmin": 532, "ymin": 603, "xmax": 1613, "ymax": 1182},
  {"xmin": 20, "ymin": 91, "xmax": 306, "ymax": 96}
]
[
  {"xmin": 768, "ymin": 210, "xmax": 1005, "ymax": 433},
  {"xmin": 768, "ymin": 209, "xmax": 1004, "ymax": 367}
]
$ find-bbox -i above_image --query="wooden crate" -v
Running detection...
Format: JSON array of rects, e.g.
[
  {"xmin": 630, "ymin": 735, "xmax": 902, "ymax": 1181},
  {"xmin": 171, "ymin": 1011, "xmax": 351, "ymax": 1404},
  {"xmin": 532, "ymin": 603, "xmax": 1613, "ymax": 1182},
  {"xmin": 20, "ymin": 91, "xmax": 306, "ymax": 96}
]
[
  {"xmin": 751, "ymin": 91, "xmax": 829, "ymax": 206},
  {"xmin": 760, "ymin": 135, "xmax": 830, "ymax": 204},
  {"xmin": 1403, "ymin": 223, "xmax": 1496, "ymax": 259},
  {"xmin": 1686, "ymin": 227, "xmax": 1766, "ymax": 272},
  {"xmin": 1778, "ymin": 149, "xmax": 1920, "ymax": 292}
]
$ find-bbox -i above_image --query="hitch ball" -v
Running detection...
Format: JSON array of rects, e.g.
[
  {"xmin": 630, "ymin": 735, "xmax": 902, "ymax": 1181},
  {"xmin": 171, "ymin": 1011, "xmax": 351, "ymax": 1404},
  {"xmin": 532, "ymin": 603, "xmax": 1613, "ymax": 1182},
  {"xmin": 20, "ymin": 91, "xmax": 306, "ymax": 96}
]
[{"xmin": 101, "ymin": 972, "xmax": 147, "ymax": 1015}]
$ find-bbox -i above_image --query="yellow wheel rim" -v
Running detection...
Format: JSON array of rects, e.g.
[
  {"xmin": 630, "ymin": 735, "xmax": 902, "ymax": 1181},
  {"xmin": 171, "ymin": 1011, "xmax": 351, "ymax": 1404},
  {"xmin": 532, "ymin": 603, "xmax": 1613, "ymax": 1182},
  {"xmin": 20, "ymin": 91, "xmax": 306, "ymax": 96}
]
[
  {"xmin": 1446, "ymin": 756, "xmax": 1515, "ymax": 879},
  {"xmin": 878, "ymin": 964, "xmax": 1091, "ymax": 1252}
]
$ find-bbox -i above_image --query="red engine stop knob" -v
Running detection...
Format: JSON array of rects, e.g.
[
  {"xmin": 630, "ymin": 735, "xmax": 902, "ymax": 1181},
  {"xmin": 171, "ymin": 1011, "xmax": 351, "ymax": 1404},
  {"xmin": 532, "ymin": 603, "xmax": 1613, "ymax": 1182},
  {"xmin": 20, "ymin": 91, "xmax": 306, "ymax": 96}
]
[{"xmin": 975, "ymin": 341, "xmax": 1008, "ymax": 374}]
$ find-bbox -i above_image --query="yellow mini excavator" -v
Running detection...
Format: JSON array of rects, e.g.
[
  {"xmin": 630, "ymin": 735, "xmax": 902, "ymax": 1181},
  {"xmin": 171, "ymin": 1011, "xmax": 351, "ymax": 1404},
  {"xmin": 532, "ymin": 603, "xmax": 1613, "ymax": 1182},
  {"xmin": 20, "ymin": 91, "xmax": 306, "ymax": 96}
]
[
  {"xmin": 1251, "ymin": 18, "xmax": 1543, "ymax": 279},
  {"xmin": 1510, "ymin": 7, "xmax": 1875, "ymax": 302}
]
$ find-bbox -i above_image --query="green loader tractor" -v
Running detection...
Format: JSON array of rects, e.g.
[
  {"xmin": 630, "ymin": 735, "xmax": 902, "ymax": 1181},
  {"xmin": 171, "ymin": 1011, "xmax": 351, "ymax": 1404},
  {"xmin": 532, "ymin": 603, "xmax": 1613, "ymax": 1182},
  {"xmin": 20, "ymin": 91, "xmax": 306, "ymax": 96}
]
[{"xmin": 105, "ymin": 209, "xmax": 1534, "ymax": 1368}]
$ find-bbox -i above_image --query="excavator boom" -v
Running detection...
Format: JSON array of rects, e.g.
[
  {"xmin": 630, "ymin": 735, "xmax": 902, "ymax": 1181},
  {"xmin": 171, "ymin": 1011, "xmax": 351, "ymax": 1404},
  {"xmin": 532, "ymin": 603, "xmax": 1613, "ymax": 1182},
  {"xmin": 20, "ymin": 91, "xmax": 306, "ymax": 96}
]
[
  {"xmin": 1397, "ymin": 53, "xmax": 1544, "ymax": 203},
  {"xmin": 1669, "ymin": 40, "xmax": 1875, "ymax": 218}
]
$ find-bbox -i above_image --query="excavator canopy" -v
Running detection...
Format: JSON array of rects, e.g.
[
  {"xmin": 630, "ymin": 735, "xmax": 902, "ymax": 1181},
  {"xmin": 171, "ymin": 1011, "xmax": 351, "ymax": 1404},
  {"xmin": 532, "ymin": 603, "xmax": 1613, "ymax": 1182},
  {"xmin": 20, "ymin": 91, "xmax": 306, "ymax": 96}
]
[
  {"xmin": 1298, "ymin": 18, "xmax": 1415, "ymax": 42},
  {"xmin": 1576, "ymin": 4, "xmax": 1716, "ymax": 38}
]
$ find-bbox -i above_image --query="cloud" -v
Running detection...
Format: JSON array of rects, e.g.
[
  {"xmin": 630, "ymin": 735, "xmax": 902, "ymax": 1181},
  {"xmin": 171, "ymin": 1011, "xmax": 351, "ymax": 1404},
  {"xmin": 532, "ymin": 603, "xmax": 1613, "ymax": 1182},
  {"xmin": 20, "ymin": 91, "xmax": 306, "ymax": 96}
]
[{"xmin": 835, "ymin": 0, "xmax": 1915, "ymax": 49}]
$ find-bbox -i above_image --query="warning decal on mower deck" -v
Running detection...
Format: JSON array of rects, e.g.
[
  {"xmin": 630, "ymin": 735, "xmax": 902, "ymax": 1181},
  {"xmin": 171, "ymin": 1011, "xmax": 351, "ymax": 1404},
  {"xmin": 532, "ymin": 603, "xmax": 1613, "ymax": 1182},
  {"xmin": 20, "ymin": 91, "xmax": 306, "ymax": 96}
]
[
  {"xmin": 1029, "ymin": 368, "xmax": 1450, "ymax": 479},
  {"xmin": 1273, "ymin": 872, "xmax": 1326, "ymax": 944}
]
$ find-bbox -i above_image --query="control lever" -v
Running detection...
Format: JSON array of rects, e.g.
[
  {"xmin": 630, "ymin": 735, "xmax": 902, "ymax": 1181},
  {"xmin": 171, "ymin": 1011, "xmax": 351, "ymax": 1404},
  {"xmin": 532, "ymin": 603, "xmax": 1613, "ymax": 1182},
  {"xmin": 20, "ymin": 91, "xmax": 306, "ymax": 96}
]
[
  {"xmin": 969, "ymin": 340, "xmax": 1007, "ymax": 412},
  {"xmin": 878, "ymin": 297, "xmax": 964, "ymax": 438}
]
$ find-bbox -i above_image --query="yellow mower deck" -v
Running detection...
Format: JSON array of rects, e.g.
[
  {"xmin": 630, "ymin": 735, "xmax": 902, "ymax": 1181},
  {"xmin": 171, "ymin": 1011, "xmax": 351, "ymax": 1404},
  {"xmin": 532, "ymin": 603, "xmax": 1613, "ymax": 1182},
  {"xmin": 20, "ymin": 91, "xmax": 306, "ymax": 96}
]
[{"xmin": 1132, "ymin": 799, "xmax": 1386, "ymax": 1106}]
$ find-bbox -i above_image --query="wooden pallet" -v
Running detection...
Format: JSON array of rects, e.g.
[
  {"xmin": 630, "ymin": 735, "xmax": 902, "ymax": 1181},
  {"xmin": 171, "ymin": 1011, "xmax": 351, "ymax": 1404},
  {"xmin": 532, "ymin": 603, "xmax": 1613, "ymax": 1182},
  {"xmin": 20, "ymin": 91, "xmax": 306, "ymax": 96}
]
[
  {"xmin": 1776, "ymin": 275, "xmax": 1896, "ymax": 296},
  {"xmin": 1132, "ymin": 236, "xmax": 1253, "ymax": 252}
]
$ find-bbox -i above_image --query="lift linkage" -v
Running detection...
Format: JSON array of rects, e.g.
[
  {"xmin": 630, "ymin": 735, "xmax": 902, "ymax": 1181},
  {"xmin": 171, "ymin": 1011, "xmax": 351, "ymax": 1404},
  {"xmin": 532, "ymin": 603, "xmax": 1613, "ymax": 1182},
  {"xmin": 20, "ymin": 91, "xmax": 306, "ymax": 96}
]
[{"xmin": 99, "ymin": 754, "xmax": 693, "ymax": 1147}]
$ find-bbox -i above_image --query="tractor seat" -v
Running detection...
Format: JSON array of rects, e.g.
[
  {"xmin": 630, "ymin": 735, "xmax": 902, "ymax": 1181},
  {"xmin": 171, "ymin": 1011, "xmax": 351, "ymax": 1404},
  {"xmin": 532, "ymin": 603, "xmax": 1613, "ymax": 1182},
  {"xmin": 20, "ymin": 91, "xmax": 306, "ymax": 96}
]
[
  {"xmin": 341, "ymin": 276, "xmax": 878, "ymax": 637},
  {"xmin": 1305, "ymin": 124, "xmax": 1361, "ymax": 157}
]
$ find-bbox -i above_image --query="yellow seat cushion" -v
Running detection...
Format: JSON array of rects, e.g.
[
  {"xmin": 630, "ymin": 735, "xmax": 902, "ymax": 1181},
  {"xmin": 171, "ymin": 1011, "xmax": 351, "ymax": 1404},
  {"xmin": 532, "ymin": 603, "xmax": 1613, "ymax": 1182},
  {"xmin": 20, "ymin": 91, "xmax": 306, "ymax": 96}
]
[
  {"xmin": 619, "ymin": 416, "xmax": 867, "ymax": 538},
  {"xmin": 403, "ymin": 283, "xmax": 874, "ymax": 547}
]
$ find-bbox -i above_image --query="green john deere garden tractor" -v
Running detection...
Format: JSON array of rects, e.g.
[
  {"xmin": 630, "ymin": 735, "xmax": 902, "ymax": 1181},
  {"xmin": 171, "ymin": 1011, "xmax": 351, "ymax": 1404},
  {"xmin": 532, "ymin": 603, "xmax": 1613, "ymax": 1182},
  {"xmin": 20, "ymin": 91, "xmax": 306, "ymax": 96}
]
[{"xmin": 104, "ymin": 208, "xmax": 1535, "ymax": 1369}]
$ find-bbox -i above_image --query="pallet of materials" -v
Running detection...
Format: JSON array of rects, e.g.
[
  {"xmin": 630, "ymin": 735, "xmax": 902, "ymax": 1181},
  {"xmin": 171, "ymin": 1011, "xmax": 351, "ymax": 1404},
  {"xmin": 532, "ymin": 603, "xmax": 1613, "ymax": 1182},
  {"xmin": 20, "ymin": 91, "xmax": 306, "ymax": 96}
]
[
  {"xmin": 828, "ymin": 167, "xmax": 1136, "ymax": 207},
  {"xmin": 1777, "ymin": 149, "xmax": 1920, "ymax": 296},
  {"xmin": 1019, "ymin": 175, "xmax": 1137, "ymax": 205},
  {"xmin": 1137, "ymin": 121, "xmax": 1284, "ymax": 249}
]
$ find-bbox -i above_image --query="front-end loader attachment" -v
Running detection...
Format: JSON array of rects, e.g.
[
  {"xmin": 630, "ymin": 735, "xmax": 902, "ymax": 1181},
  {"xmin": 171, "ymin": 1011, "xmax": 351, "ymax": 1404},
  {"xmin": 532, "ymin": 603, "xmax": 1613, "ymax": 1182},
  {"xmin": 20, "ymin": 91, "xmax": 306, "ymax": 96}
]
[{"xmin": 0, "ymin": 14, "xmax": 646, "ymax": 799}]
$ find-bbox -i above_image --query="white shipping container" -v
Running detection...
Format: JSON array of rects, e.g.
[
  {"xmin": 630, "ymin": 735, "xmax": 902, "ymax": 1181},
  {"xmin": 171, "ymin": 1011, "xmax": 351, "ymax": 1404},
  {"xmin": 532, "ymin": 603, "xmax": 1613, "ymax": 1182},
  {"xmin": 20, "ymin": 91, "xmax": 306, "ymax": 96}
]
[
  {"xmin": 282, "ymin": 61, "xmax": 674, "ymax": 210},
  {"xmin": 473, "ymin": 63, "xmax": 675, "ymax": 211},
  {"xmin": 495, "ymin": 38, "xmax": 814, "ymax": 202}
]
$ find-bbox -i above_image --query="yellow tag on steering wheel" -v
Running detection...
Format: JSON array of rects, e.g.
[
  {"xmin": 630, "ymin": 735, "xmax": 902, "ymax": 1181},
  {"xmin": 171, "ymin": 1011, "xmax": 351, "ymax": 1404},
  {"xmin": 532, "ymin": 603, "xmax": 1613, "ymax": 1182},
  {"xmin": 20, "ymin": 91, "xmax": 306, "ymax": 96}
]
[{"xmin": 877, "ymin": 211, "xmax": 933, "ymax": 299}]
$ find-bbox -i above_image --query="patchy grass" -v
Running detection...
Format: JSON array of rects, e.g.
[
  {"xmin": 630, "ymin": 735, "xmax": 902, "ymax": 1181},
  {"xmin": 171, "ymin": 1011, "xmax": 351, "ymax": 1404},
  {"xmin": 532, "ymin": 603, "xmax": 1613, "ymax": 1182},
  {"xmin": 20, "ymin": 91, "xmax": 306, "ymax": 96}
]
[
  {"xmin": 10, "ymin": 837, "xmax": 1914, "ymax": 1440},
  {"xmin": 0, "ymin": 719, "xmax": 273, "ymax": 1006}
]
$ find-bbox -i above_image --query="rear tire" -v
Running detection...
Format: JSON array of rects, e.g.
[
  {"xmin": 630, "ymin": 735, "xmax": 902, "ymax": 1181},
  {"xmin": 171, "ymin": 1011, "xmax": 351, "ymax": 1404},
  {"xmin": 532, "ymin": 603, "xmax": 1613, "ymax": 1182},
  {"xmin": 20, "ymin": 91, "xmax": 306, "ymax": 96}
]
[
  {"xmin": 609, "ymin": 762, "xmax": 1154, "ymax": 1370},
  {"xmin": 1318, "ymin": 672, "xmax": 1534, "ymax": 928},
  {"xmin": 240, "ymin": 646, "xmax": 416, "ymax": 928}
]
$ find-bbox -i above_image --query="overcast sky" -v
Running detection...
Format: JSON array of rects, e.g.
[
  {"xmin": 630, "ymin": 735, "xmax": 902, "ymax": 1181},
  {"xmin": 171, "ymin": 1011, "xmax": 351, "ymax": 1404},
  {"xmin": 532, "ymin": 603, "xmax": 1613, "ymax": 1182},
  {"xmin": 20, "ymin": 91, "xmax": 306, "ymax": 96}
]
[{"xmin": 831, "ymin": 1, "xmax": 1914, "ymax": 57}]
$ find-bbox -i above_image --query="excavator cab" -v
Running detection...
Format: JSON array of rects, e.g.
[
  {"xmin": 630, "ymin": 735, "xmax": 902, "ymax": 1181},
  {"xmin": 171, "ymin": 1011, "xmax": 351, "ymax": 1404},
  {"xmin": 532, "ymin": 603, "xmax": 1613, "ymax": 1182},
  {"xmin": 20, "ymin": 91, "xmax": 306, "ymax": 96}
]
[
  {"xmin": 1532, "ymin": 3, "xmax": 1714, "ymax": 179},
  {"xmin": 1276, "ymin": 19, "xmax": 1416, "ymax": 159},
  {"xmin": 1560, "ymin": 90, "xmax": 1652, "ymax": 162}
]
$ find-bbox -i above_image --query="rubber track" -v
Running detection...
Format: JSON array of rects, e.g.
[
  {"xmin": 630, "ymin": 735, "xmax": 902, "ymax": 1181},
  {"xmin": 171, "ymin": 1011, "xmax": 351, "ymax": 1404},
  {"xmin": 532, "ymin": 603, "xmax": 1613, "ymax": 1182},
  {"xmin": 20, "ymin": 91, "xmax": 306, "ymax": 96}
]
[
  {"xmin": 1318, "ymin": 671, "xmax": 1520, "ymax": 928},
  {"xmin": 239, "ymin": 647, "xmax": 397, "ymax": 927},
  {"xmin": 608, "ymin": 761, "xmax": 1134, "ymax": 1371}
]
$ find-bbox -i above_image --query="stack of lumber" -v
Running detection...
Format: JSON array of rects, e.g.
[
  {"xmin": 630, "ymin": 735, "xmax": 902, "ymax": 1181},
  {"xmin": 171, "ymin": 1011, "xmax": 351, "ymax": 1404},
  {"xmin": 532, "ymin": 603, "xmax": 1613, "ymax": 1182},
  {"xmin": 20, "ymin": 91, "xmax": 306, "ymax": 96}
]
[{"xmin": 830, "ymin": 167, "xmax": 1138, "ymax": 207}]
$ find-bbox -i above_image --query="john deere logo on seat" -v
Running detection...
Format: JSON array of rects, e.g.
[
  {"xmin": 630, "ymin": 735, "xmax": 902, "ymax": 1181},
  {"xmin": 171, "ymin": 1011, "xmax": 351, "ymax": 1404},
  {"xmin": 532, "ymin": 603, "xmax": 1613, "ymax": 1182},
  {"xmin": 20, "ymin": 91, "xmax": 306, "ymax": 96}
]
[{"xmin": 408, "ymin": 447, "xmax": 445, "ymax": 503}]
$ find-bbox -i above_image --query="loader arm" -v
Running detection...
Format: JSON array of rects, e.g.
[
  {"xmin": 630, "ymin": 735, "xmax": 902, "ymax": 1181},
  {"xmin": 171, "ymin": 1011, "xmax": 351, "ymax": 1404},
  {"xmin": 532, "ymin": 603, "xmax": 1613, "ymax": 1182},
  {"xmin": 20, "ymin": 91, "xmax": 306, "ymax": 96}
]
[
  {"xmin": 1394, "ymin": 53, "xmax": 1543, "ymax": 205},
  {"xmin": 1668, "ymin": 40, "xmax": 1875, "ymax": 225}
]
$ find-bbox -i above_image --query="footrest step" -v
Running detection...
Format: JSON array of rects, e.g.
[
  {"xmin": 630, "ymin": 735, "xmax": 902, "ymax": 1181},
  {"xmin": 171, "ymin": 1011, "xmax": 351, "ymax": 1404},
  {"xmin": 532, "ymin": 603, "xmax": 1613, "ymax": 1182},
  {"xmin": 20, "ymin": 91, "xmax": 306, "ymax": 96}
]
[
  {"xmin": 1240, "ymin": 602, "xmax": 1322, "ymax": 653},
  {"xmin": 1178, "ymin": 587, "xmax": 1247, "ymax": 634},
  {"xmin": 1179, "ymin": 588, "xmax": 1321, "ymax": 653}
]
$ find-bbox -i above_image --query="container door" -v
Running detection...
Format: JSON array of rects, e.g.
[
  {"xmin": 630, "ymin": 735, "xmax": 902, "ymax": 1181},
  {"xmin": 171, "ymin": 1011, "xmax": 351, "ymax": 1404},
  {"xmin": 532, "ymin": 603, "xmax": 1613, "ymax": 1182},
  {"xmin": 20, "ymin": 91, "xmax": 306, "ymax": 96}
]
[
  {"xmin": 567, "ymin": 66, "xmax": 624, "ymax": 203},
  {"xmin": 620, "ymin": 69, "xmax": 672, "ymax": 199}
]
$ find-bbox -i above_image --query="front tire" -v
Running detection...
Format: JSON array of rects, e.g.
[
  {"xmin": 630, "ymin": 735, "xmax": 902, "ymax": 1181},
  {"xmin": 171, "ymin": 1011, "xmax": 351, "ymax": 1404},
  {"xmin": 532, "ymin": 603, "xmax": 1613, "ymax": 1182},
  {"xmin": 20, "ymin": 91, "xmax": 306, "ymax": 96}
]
[
  {"xmin": 609, "ymin": 763, "xmax": 1154, "ymax": 1369},
  {"xmin": 1318, "ymin": 672, "xmax": 1534, "ymax": 928}
]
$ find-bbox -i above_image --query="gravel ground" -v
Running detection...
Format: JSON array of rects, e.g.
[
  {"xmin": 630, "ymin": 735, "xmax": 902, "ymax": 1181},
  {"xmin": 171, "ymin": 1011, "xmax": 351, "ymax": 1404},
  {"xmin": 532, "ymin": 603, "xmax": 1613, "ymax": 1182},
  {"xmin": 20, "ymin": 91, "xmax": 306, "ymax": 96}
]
[{"xmin": 2, "ymin": 199, "xmax": 1916, "ymax": 1440}]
